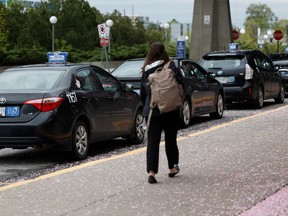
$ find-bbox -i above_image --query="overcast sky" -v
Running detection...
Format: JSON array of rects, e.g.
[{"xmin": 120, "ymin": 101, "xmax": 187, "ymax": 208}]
[{"xmin": 87, "ymin": 0, "xmax": 287, "ymax": 28}]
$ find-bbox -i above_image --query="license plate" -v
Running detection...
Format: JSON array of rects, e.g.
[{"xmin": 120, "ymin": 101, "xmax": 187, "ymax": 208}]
[
  {"xmin": 216, "ymin": 76, "xmax": 235, "ymax": 83},
  {"xmin": 216, "ymin": 77, "xmax": 228, "ymax": 83},
  {"xmin": 0, "ymin": 106, "xmax": 20, "ymax": 117}
]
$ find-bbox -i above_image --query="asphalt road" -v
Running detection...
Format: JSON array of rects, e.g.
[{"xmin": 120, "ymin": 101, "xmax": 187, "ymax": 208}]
[
  {"xmin": 0, "ymin": 100, "xmax": 286, "ymax": 186},
  {"xmin": 0, "ymin": 99, "xmax": 287, "ymax": 215}
]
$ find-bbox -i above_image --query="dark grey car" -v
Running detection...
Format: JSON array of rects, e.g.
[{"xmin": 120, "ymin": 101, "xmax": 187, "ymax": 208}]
[
  {"xmin": 199, "ymin": 50, "xmax": 285, "ymax": 108},
  {"xmin": 0, "ymin": 63, "xmax": 144, "ymax": 160},
  {"xmin": 268, "ymin": 53, "xmax": 288, "ymax": 96},
  {"xmin": 112, "ymin": 58, "xmax": 225, "ymax": 128}
]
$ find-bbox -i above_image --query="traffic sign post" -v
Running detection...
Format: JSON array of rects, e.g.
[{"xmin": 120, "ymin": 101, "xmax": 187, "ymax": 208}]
[
  {"xmin": 100, "ymin": 38, "xmax": 109, "ymax": 48},
  {"xmin": 273, "ymin": 30, "xmax": 283, "ymax": 53},
  {"xmin": 273, "ymin": 30, "xmax": 283, "ymax": 41},
  {"xmin": 232, "ymin": 30, "xmax": 239, "ymax": 41},
  {"xmin": 176, "ymin": 36, "xmax": 186, "ymax": 58},
  {"xmin": 97, "ymin": 22, "xmax": 111, "ymax": 72},
  {"xmin": 97, "ymin": 23, "xmax": 110, "ymax": 39}
]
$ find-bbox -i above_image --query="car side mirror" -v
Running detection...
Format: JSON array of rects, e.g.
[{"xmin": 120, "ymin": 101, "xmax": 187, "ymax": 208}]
[
  {"xmin": 207, "ymin": 71, "xmax": 216, "ymax": 78},
  {"xmin": 124, "ymin": 83, "xmax": 134, "ymax": 91}
]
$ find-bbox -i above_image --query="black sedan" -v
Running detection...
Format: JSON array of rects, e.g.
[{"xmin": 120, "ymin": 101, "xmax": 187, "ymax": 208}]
[
  {"xmin": 112, "ymin": 58, "xmax": 225, "ymax": 128},
  {"xmin": 269, "ymin": 53, "xmax": 288, "ymax": 96},
  {"xmin": 0, "ymin": 61, "xmax": 144, "ymax": 160},
  {"xmin": 278, "ymin": 69, "xmax": 288, "ymax": 96}
]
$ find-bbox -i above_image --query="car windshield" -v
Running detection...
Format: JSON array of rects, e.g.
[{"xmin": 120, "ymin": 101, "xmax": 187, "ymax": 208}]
[
  {"xmin": 0, "ymin": 69, "xmax": 64, "ymax": 90},
  {"xmin": 201, "ymin": 56, "xmax": 245, "ymax": 70},
  {"xmin": 112, "ymin": 60, "xmax": 144, "ymax": 77}
]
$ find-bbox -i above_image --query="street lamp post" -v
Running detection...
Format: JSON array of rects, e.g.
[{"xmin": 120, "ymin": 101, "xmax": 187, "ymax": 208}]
[
  {"xmin": 49, "ymin": 16, "xmax": 57, "ymax": 52},
  {"xmin": 240, "ymin": 28, "xmax": 245, "ymax": 47},
  {"xmin": 164, "ymin": 23, "xmax": 169, "ymax": 49},
  {"xmin": 105, "ymin": 19, "xmax": 113, "ymax": 60},
  {"xmin": 266, "ymin": 30, "xmax": 273, "ymax": 43}
]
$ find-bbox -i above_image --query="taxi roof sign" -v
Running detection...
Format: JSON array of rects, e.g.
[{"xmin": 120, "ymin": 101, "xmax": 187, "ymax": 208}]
[
  {"xmin": 47, "ymin": 52, "xmax": 68, "ymax": 63},
  {"xmin": 229, "ymin": 43, "xmax": 239, "ymax": 52}
]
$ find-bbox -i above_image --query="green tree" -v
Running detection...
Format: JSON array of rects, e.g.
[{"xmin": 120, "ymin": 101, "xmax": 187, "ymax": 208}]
[
  {"xmin": 0, "ymin": 5, "xmax": 8, "ymax": 49},
  {"xmin": 245, "ymin": 3, "xmax": 275, "ymax": 30},
  {"xmin": 274, "ymin": 19, "xmax": 288, "ymax": 36},
  {"xmin": 16, "ymin": 7, "xmax": 50, "ymax": 49},
  {"xmin": 245, "ymin": 3, "xmax": 276, "ymax": 37},
  {"xmin": 4, "ymin": 0, "xmax": 26, "ymax": 49},
  {"xmin": 0, "ymin": 0, "xmax": 168, "ymax": 64},
  {"xmin": 102, "ymin": 10, "xmax": 139, "ymax": 46},
  {"xmin": 58, "ymin": 0, "xmax": 100, "ymax": 50}
]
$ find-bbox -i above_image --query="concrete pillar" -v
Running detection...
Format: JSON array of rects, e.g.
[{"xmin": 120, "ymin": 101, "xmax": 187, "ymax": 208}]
[{"xmin": 189, "ymin": 0, "xmax": 233, "ymax": 61}]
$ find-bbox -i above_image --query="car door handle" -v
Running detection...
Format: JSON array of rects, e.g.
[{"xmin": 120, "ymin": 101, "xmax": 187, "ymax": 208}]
[{"xmin": 80, "ymin": 96, "xmax": 90, "ymax": 102}]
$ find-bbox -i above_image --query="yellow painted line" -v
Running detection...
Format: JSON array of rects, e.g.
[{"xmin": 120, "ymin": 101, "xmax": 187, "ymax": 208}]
[
  {"xmin": 1, "ymin": 104, "xmax": 287, "ymax": 191},
  {"xmin": 0, "ymin": 147, "xmax": 147, "ymax": 192}
]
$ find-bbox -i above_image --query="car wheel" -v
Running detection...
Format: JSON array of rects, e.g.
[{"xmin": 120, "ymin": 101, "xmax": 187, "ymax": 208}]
[
  {"xmin": 71, "ymin": 121, "xmax": 89, "ymax": 160},
  {"xmin": 180, "ymin": 99, "xmax": 191, "ymax": 128},
  {"xmin": 274, "ymin": 84, "xmax": 285, "ymax": 103},
  {"xmin": 254, "ymin": 87, "xmax": 264, "ymax": 109},
  {"xmin": 126, "ymin": 109, "xmax": 145, "ymax": 144},
  {"xmin": 210, "ymin": 93, "xmax": 224, "ymax": 119}
]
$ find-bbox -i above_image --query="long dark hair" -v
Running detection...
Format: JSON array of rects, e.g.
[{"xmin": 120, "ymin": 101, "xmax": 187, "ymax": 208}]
[{"xmin": 142, "ymin": 42, "xmax": 170, "ymax": 71}]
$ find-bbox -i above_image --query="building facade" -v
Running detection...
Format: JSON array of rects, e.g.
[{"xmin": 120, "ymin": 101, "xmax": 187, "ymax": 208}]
[
  {"xmin": 170, "ymin": 23, "xmax": 192, "ymax": 42},
  {"xmin": 1, "ymin": 0, "xmax": 41, "ymax": 8}
]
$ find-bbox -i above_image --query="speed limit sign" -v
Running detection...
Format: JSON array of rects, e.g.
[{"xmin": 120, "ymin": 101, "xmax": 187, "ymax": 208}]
[{"xmin": 97, "ymin": 23, "xmax": 110, "ymax": 38}]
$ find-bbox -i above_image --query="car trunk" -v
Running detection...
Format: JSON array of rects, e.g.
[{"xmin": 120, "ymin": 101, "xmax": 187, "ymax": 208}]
[
  {"xmin": 201, "ymin": 54, "xmax": 247, "ymax": 87},
  {"xmin": 0, "ymin": 92, "xmax": 47, "ymax": 123}
]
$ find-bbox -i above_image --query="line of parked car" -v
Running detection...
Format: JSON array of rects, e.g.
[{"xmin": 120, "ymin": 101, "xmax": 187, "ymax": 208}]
[
  {"xmin": 0, "ymin": 48, "xmax": 286, "ymax": 160},
  {"xmin": 112, "ymin": 58, "xmax": 225, "ymax": 128}
]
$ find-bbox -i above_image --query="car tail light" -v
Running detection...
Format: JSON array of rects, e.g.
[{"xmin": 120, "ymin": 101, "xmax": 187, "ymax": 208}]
[
  {"xmin": 24, "ymin": 97, "xmax": 64, "ymax": 112},
  {"xmin": 245, "ymin": 64, "xmax": 254, "ymax": 80}
]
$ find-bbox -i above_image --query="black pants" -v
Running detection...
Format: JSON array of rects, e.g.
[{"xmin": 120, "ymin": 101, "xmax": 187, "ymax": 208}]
[{"xmin": 146, "ymin": 109, "xmax": 180, "ymax": 174}]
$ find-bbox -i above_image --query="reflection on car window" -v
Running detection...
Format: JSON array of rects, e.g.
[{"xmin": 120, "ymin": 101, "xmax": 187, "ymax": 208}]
[
  {"xmin": 181, "ymin": 61, "xmax": 205, "ymax": 79},
  {"xmin": 202, "ymin": 57, "xmax": 243, "ymax": 70},
  {"xmin": 255, "ymin": 54, "xmax": 273, "ymax": 70},
  {"xmin": 112, "ymin": 60, "xmax": 143, "ymax": 77},
  {"xmin": 0, "ymin": 70, "xmax": 63, "ymax": 90},
  {"xmin": 92, "ymin": 67, "xmax": 121, "ymax": 92},
  {"xmin": 76, "ymin": 69, "xmax": 102, "ymax": 91}
]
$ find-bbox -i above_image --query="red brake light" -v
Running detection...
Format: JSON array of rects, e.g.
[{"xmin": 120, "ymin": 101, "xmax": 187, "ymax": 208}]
[{"xmin": 24, "ymin": 97, "xmax": 64, "ymax": 112}]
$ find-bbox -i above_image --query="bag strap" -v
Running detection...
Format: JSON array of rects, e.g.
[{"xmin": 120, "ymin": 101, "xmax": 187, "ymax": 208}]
[
  {"xmin": 155, "ymin": 61, "xmax": 171, "ymax": 73},
  {"xmin": 163, "ymin": 61, "xmax": 171, "ymax": 69}
]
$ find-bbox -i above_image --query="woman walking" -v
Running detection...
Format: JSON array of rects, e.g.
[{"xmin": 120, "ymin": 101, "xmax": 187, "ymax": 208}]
[{"xmin": 140, "ymin": 42, "xmax": 183, "ymax": 184}]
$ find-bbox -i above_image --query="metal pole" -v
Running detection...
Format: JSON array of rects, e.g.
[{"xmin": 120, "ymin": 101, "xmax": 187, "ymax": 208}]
[
  {"xmin": 277, "ymin": 40, "xmax": 279, "ymax": 53},
  {"xmin": 165, "ymin": 29, "xmax": 168, "ymax": 49},
  {"xmin": 52, "ymin": 24, "xmax": 54, "ymax": 52},
  {"xmin": 108, "ymin": 33, "xmax": 111, "ymax": 61}
]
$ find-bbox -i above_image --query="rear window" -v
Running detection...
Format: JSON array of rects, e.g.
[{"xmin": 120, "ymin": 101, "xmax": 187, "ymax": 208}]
[
  {"xmin": 0, "ymin": 69, "xmax": 64, "ymax": 90},
  {"xmin": 112, "ymin": 60, "xmax": 144, "ymax": 77},
  {"xmin": 201, "ymin": 55, "xmax": 245, "ymax": 70},
  {"xmin": 272, "ymin": 59, "xmax": 288, "ymax": 66}
]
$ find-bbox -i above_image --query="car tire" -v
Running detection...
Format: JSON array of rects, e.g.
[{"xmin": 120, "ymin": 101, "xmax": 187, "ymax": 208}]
[
  {"xmin": 180, "ymin": 99, "xmax": 191, "ymax": 128},
  {"xmin": 274, "ymin": 84, "xmax": 285, "ymax": 103},
  {"xmin": 71, "ymin": 120, "xmax": 89, "ymax": 160},
  {"xmin": 254, "ymin": 87, "xmax": 264, "ymax": 109},
  {"xmin": 126, "ymin": 109, "xmax": 145, "ymax": 144},
  {"xmin": 210, "ymin": 93, "xmax": 224, "ymax": 119}
]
